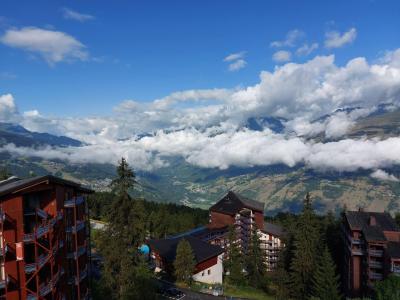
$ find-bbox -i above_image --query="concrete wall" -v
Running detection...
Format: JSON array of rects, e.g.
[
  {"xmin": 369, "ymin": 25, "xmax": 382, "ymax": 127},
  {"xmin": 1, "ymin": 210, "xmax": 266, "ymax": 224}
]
[{"xmin": 192, "ymin": 254, "xmax": 223, "ymax": 284}]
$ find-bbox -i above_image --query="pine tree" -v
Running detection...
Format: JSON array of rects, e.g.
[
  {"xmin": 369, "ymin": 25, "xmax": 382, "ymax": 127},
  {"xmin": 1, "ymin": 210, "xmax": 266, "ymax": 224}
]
[
  {"xmin": 98, "ymin": 157, "xmax": 150, "ymax": 299},
  {"xmin": 289, "ymin": 192, "xmax": 320, "ymax": 300},
  {"xmin": 225, "ymin": 225, "xmax": 245, "ymax": 285},
  {"xmin": 311, "ymin": 246, "xmax": 341, "ymax": 300},
  {"xmin": 246, "ymin": 227, "xmax": 267, "ymax": 290},
  {"xmin": 174, "ymin": 239, "xmax": 196, "ymax": 285}
]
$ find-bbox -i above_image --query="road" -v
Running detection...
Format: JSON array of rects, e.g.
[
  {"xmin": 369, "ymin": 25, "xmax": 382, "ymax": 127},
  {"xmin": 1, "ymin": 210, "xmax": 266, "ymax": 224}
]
[{"xmin": 157, "ymin": 279, "xmax": 248, "ymax": 300}]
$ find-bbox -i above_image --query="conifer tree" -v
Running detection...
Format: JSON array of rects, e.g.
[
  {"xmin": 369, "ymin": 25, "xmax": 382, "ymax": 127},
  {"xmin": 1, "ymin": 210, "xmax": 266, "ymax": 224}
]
[
  {"xmin": 225, "ymin": 225, "xmax": 245, "ymax": 285},
  {"xmin": 311, "ymin": 246, "xmax": 341, "ymax": 300},
  {"xmin": 246, "ymin": 226, "xmax": 267, "ymax": 289},
  {"xmin": 174, "ymin": 239, "xmax": 196, "ymax": 285},
  {"xmin": 98, "ymin": 157, "xmax": 150, "ymax": 299},
  {"xmin": 289, "ymin": 192, "xmax": 320, "ymax": 300}
]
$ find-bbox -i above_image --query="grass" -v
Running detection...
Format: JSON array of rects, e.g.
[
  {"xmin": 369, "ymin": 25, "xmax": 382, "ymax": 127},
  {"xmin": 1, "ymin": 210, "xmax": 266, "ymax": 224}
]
[{"xmin": 223, "ymin": 283, "xmax": 275, "ymax": 300}]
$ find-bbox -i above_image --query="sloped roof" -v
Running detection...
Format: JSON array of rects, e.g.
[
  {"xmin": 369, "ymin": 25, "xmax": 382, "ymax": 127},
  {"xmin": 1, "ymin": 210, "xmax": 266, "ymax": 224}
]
[
  {"xmin": 148, "ymin": 235, "xmax": 224, "ymax": 264},
  {"xmin": 209, "ymin": 191, "xmax": 264, "ymax": 215},
  {"xmin": 262, "ymin": 222, "xmax": 283, "ymax": 237},
  {"xmin": 345, "ymin": 211, "xmax": 398, "ymax": 232},
  {"xmin": 0, "ymin": 175, "xmax": 93, "ymax": 198}
]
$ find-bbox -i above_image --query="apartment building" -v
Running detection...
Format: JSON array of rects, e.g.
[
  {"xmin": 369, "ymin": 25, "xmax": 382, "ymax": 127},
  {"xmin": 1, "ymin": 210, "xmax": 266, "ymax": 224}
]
[
  {"xmin": 207, "ymin": 191, "xmax": 284, "ymax": 270},
  {"xmin": 343, "ymin": 210, "xmax": 400, "ymax": 297},
  {"xmin": 0, "ymin": 175, "xmax": 92, "ymax": 300}
]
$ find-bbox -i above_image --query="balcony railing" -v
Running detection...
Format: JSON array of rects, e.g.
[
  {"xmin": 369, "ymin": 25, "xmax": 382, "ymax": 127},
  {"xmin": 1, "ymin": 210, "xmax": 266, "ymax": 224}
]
[
  {"xmin": 369, "ymin": 272, "xmax": 383, "ymax": 280},
  {"xmin": 64, "ymin": 196, "xmax": 85, "ymax": 208},
  {"xmin": 369, "ymin": 249, "xmax": 384, "ymax": 257},
  {"xmin": 370, "ymin": 261, "xmax": 383, "ymax": 269},
  {"xmin": 67, "ymin": 244, "xmax": 87, "ymax": 260},
  {"xmin": 66, "ymin": 220, "xmax": 85, "ymax": 234},
  {"xmin": 23, "ymin": 213, "xmax": 63, "ymax": 242},
  {"xmin": 392, "ymin": 265, "xmax": 400, "ymax": 274}
]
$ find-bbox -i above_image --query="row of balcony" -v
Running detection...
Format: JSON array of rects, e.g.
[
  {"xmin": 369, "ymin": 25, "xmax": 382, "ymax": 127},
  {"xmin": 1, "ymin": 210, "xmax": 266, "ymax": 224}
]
[
  {"xmin": 23, "ymin": 212, "xmax": 63, "ymax": 243},
  {"xmin": 25, "ymin": 240, "xmax": 64, "ymax": 273}
]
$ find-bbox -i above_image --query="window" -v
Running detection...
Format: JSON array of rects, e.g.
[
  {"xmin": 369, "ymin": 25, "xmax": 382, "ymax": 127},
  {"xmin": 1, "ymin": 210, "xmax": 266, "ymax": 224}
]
[
  {"xmin": 201, "ymin": 272, "xmax": 204, "ymax": 276},
  {"xmin": 208, "ymin": 269, "xmax": 211, "ymax": 275}
]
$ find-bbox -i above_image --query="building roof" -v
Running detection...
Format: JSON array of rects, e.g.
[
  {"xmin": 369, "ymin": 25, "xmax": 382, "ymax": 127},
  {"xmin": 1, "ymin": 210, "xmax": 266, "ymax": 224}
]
[
  {"xmin": 345, "ymin": 211, "xmax": 399, "ymax": 242},
  {"xmin": 148, "ymin": 235, "xmax": 224, "ymax": 265},
  {"xmin": 0, "ymin": 175, "xmax": 93, "ymax": 198},
  {"xmin": 387, "ymin": 242, "xmax": 400, "ymax": 259},
  {"xmin": 345, "ymin": 211, "xmax": 398, "ymax": 232},
  {"xmin": 262, "ymin": 222, "xmax": 283, "ymax": 237},
  {"xmin": 209, "ymin": 191, "xmax": 264, "ymax": 215}
]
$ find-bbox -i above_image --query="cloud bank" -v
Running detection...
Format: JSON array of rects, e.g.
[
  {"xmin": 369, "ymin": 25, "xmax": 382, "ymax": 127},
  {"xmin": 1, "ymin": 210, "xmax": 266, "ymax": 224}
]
[{"xmin": 1, "ymin": 49, "xmax": 400, "ymax": 172}]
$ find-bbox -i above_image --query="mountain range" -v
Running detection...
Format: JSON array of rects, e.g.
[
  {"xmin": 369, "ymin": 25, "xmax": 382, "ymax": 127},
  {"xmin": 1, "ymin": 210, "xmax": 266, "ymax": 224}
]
[{"xmin": 1, "ymin": 108, "xmax": 399, "ymax": 215}]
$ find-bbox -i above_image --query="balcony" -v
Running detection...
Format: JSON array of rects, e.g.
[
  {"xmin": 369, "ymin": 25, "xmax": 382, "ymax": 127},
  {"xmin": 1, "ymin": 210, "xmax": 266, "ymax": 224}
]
[
  {"xmin": 68, "ymin": 265, "xmax": 89, "ymax": 285},
  {"xmin": 64, "ymin": 196, "xmax": 85, "ymax": 208},
  {"xmin": 369, "ymin": 272, "xmax": 383, "ymax": 280},
  {"xmin": 392, "ymin": 265, "xmax": 400, "ymax": 274},
  {"xmin": 369, "ymin": 249, "xmax": 384, "ymax": 257},
  {"xmin": 370, "ymin": 260, "xmax": 383, "ymax": 269},
  {"xmin": 66, "ymin": 220, "xmax": 85, "ymax": 234},
  {"xmin": 67, "ymin": 244, "xmax": 87, "ymax": 260}
]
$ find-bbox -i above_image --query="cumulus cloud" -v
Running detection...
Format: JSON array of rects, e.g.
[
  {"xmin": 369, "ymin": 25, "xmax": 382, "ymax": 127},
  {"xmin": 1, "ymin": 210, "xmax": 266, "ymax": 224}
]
[
  {"xmin": 0, "ymin": 27, "xmax": 88, "ymax": 64},
  {"xmin": 62, "ymin": 8, "xmax": 95, "ymax": 22},
  {"xmin": 325, "ymin": 27, "xmax": 357, "ymax": 48},
  {"xmin": 270, "ymin": 29, "xmax": 304, "ymax": 48},
  {"xmin": 0, "ymin": 93, "xmax": 20, "ymax": 123},
  {"xmin": 272, "ymin": 50, "xmax": 291, "ymax": 62},
  {"xmin": 370, "ymin": 169, "xmax": 399, "ymax": 182},
  {"xmin": 296, "ymin": 43, "xmax": 319, "ymax": 56},
  {"xmin": 2, "ymin": 47, "xmax": 400, "ymax": 172}
]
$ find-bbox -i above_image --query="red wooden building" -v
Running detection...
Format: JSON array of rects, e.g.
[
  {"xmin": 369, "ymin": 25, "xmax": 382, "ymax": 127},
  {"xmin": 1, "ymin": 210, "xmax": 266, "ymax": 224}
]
[
  {"xmin": 343, "ymin": 210, "xmax": 400, "ymax": 297},
  {"xmin": 0, "ymin": 175, "xmax": 92, "ymax": 300}
]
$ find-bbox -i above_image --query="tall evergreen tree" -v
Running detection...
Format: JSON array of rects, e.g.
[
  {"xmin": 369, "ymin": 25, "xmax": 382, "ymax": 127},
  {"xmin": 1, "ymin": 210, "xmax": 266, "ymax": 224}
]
[
  {"xmin": 225, "ymin": 225, "xmax": 245, "ymax": 285},
  {"xmin": 174, "ymin": 239, "xmax": 196, "ymax": 285},
  {"xmin": 311, "ymin": 246, "xmax": 341, "ymax": 300},
  {"xmin": 98, "ymin": 157, "xmax": 150, "ymax": 299},
  {"xmin": 289, "ymin": 193, "xmax": 320, "ymax": 300},
  {"xmin": 246, "ymin": 227, "xmax": 267, "ymax": 290}
]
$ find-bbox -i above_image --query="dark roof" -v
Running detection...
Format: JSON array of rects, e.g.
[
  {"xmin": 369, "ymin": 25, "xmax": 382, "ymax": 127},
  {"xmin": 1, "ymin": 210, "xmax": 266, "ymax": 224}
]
[
  {"xmin": 363, "ymin": 226, "xmax": 387, "ymax": 242},
  {"xmin": 345, "ymin": 211, "xmax": 399, "ymax": 232},
  {"xmin": 262, "ymin": 222, "xmax": 283, "ymax": 237},
  {"xmin": 148, "ymin": 235, "xmax": 224, "ymax": 265},
  {"xmin": 387, "ymin": 242, "xmax": 400, "ymax": 259},
  {"xmin": 345, "ymin": 211, "xmax": 399, "ymax": 242},
  {"xmin": 0, "ymin": 175, "xmax": 93, "ymax": 198},
  {"xmin": 209, "ymin": 191, "xmax": 264, "ymax": 215}
]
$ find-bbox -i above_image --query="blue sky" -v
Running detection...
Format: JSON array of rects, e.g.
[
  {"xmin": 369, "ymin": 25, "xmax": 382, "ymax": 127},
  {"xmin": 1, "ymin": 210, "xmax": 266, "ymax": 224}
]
[{"xmin": 0, "ymin": 0, "xmax": 399, "ymax": 117}]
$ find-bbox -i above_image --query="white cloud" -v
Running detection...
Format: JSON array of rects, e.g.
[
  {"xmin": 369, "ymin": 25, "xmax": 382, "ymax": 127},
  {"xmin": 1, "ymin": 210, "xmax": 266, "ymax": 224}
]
[
  {"xmin": 270, "ymin": 29, "xmax": 304, "ymax": 48},
  {"xmin": 0, "ymin": 94, "xmax": 20, "ymax": 123},
  {"xmin": 0, "ymin": 27, "xmax": 88, "ymax": 64},
  {"xmin": 370, "ymin": 169, "xmax": 399, "ymax": 182},
  {"xmin": 228, "ymin": 59, "xmax": 247, "ymax": 71},
  {"xmin": 296, "ymin": 43, "xmax": 319, "ymax": 56},
  {"xmin": 272, "ymin": 50, "xmax": 291, "ymax": 62},
  {"xmin": 62, "ymin": 8, "xmax": 95, "ymax": 22},
  {"xmin": 1, "ymin": 47, "xmax": 400, "ymax": 172},
  {"xmin": 224, "ymin": 51, "xmax": 246, "ymax": 62},
  {"xmin": 224, "ymin": 51, "xmax": 247, "ymax": 71},
  {"xmin": 325, "ymin": 28, "xmax": 357, "ymax": 48}
]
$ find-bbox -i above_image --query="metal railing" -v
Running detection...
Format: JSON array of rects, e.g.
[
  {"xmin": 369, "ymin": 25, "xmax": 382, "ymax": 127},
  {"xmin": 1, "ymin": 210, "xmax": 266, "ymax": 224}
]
[
  {"xmin": 64, "ymin": 196, "xmax": 85, "ymax": 208},
  {"xmin": 369, "ymin": 249, "xmax": 384, "ymax": 257}
]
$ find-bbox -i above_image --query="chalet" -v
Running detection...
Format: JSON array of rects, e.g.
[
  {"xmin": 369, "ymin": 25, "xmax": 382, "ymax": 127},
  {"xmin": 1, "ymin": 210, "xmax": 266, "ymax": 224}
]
[
  {"xmin": 343, "ymin": 210, "xmax": 400, "ymax": 297},
  {"xmin": 148, "ymin": 236, "xmax": 224, "ymax": 284}
]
